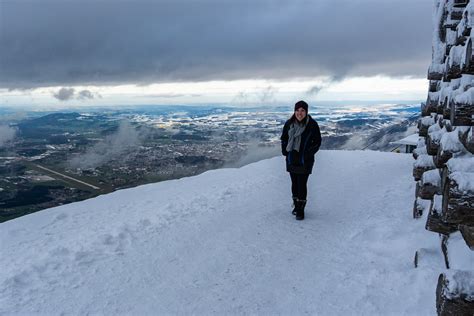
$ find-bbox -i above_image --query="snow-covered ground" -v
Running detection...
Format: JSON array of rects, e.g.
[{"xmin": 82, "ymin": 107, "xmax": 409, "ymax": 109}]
[{"xmin": 0, "ymin": 150, "xmax": 457, "ymax": 315}]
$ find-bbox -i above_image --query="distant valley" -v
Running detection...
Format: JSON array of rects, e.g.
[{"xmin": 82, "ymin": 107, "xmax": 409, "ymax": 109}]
[{"xmin": 0, "ymin": 103, "xmax": 419, "ymax": 222}]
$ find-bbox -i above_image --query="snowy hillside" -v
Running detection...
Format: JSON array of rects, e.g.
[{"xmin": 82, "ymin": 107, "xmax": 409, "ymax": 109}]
[{"xmin": 0, "ymin": 150, "xmax": 468, "ymax": 315}]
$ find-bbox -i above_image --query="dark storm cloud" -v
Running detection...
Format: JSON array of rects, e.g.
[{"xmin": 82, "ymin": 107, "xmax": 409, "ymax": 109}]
[
  {"xmin": 0, "ymin": 0, "xmax": 433, "ymax": 89},
  {"xmin": 52, "ymin": 87, "xmax": 98, "ymax": 100},
  {"xmin": 77, "ymin": 90, "xmax": 94, "ymax": 100},
  {"xmin": 306, "ymin": 85, "xmax": 325, "ymax": 96},
  {"xmin": 53, "ymin": 87, "xmax": 75, "ymax": 101}
]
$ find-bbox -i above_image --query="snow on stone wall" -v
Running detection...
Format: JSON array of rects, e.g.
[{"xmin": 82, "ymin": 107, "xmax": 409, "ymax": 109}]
[{"xmin": 415, "ymin": 0, "xmax": 474, "ymax": 313}]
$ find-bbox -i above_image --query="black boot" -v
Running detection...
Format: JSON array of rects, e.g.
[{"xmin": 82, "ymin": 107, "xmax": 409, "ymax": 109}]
[
  {"xmin": 292, "ymin": 196, "xmax": 298, "ymax": 215},
  {"xmin": 295, "ymin": 199, "xmax": 306, "ymax": 220}
]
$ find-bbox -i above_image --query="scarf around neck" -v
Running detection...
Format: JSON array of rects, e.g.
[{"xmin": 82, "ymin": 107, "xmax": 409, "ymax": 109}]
[{"xmin": 286, "ymin": 115, "xmax": 308, "ymax": 152}]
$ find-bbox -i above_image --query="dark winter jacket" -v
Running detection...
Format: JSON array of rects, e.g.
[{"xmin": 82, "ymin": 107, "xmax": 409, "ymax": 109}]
[{"xmin": 280, "ymin": 115, "xmax": 321, "ymax": 174}]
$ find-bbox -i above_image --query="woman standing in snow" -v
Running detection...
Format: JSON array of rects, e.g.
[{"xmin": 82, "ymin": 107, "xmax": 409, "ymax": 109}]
[{"xmin": 280, "ymin": 100, "xmax": 322, "ymax": 220}]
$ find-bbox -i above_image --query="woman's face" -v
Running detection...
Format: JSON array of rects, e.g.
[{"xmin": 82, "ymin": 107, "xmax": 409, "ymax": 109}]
[{"xmin": 295, "ymin": 107, "xmax": 307, "ymax": 122}]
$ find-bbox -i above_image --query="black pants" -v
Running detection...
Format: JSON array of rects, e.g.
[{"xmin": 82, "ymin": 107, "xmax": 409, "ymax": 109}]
[{"xmin": 290, "ymin": 173, "xmax": 310, "ymax": 200}]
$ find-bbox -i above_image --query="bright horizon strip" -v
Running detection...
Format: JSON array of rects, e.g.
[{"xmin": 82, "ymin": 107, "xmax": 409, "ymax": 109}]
[{"xmin": 0, "ymin": 76, "xmax": 427, "ymax": 107}]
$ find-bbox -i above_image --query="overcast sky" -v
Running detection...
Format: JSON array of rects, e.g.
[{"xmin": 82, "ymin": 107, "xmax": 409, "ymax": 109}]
[{"xmin": 0, "ymin": 0, "xmax": 434, "ymax": 105}]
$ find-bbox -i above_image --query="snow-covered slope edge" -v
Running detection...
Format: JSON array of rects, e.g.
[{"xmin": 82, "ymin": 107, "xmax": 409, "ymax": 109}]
[{"xmin": 0, "ymin": 150, "xmax": 445, "ymax": 315}]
